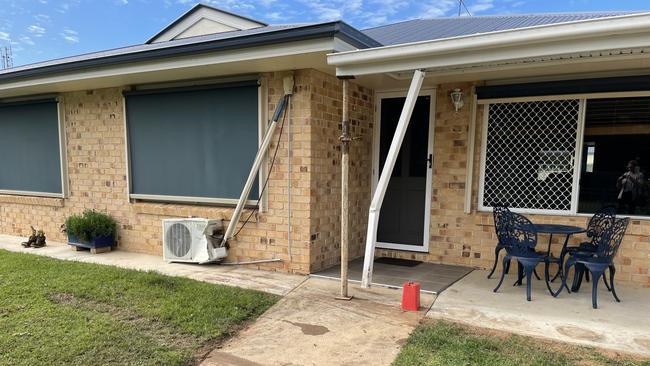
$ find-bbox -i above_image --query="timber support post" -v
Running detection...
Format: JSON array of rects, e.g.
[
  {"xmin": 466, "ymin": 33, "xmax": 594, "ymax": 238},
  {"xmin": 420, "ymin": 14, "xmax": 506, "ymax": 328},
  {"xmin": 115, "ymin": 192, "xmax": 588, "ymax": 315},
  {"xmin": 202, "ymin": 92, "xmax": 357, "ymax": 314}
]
[{"xmin": 337, "ymin": 76, "xmax": 354, "ymax": 301}]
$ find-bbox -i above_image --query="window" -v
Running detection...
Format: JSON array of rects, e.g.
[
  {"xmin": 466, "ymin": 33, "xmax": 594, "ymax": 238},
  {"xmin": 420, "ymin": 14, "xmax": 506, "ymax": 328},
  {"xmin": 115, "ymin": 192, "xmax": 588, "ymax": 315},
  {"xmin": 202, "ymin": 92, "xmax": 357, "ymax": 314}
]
[
  {"xmin": 480, "ymin": 95, "xmax": 650, "ymax": 218},
  {"xmin": 578, "ymin": 97, "xmax": 650, "ymax": 216},
  {"xmin": 480, "ymin": 100, "xmax": 581, "ymax": 213},
  {"xmin": 125, "ymin": 81, "xmax": 260, "ymax": 204},
  {"xmin": 0, "ymin": 99, "xmax": 64, "ymax": 196}
]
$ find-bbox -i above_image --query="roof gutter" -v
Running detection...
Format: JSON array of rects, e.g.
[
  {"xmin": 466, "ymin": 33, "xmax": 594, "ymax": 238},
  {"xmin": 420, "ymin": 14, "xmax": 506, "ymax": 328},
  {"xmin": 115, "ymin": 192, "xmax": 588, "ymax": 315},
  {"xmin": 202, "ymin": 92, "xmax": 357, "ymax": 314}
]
[
  {"xmin": 328, "ymin": 12, "xmax": 650, "ymax": 75},
  {"xmin": 0, "ymin": 22, "xmax": 380, "ymax": 83}
]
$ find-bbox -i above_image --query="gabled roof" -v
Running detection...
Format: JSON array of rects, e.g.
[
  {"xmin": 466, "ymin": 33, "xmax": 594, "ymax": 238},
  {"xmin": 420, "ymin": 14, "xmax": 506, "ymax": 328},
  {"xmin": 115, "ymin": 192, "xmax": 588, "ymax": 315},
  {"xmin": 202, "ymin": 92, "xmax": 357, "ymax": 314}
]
[
  {"xmin": 146, "ymin": 3, "xmax": 268, "ymax": 44},
  {"xmin": 0, "ymin": 22, "xmax": 381, "ymax": 82},
  {"xmin": 363, "ymin": 12, "xmax": 641, "ymax": 45}
]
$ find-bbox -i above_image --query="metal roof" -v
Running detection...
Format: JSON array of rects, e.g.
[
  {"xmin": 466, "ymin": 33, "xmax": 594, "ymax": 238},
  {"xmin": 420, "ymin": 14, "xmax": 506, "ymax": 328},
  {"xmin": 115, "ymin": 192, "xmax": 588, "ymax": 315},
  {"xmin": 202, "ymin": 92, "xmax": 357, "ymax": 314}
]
[
  {"xmin": 0, "ymin": 22, "xmax": 381, "ymax": 82},
  {"xmin": 362, "ymin": 12, "xmax": 641, "ymax": 45}
]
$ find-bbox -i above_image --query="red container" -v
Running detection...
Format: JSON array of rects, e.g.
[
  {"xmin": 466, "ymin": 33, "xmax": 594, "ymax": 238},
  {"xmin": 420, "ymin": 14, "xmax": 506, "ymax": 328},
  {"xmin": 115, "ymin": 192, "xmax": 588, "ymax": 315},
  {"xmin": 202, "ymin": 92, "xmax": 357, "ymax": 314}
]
[{"xmin": 401, "ymin": 281, "xmax": 421, "ymax": 311}]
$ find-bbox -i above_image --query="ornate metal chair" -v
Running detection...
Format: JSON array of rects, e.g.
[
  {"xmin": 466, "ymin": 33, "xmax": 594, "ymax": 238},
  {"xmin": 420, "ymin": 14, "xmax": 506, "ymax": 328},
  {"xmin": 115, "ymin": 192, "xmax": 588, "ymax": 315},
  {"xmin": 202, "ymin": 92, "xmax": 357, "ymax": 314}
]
[
  {"xmin": 493, "ymin": 212, "xmax": 547, "ymax": 301},
  {"xmin": 558, "ymin": 206, "xmax": 616, "ymax": 266},
  {"xmin": 487, "ymin": 205, "xmax": 512, "ymax": 279},
  {"xmin": 563, "ymin": 217, "xmax": 630, "ymax": 309}
]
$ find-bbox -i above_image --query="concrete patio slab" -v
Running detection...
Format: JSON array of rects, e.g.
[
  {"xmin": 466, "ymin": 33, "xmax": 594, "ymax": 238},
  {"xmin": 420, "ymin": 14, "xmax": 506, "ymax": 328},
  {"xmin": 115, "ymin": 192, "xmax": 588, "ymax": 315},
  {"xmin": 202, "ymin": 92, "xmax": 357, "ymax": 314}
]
[
  {"xmin": 202, "ymin": 277, "xmax": 436, "ymax": 366},
  {"xmin": 428, "ymin": 269, "xmax": 650, "ymax": 357},
  {"xmin": 312, "ymin": 257, "xmax": 473, "ymax": 293},
  {"xmin": 0, "ymin": 234, "xmax": 305, "ymax": 296}
]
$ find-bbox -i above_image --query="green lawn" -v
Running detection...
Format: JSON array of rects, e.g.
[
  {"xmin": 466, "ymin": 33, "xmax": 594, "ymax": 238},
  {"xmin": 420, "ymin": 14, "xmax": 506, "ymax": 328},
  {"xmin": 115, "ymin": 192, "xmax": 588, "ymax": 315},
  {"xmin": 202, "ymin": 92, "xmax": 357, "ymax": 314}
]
[
  {"xmin": 0, "ymin": 250, "xmax": 279, "ymax": 366},
  {"xmin": 394, "ymin": 321, "xmax": 650, "ymax": 366}
]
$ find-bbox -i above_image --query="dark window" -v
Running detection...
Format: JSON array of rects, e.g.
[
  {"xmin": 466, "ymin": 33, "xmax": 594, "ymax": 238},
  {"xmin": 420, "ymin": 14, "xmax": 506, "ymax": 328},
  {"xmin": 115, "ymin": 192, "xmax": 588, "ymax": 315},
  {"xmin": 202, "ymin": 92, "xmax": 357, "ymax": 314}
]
[
  {"xmin": 0, "ymin": 100, "xmax": 62, "ymax": 195},
  {"xmin": 578, "ymin": 97, "xmax": 650, "ymax": 216},
  {"xmin": 125, "ymin": 83, "xmax": 259, "ymax": 202}
]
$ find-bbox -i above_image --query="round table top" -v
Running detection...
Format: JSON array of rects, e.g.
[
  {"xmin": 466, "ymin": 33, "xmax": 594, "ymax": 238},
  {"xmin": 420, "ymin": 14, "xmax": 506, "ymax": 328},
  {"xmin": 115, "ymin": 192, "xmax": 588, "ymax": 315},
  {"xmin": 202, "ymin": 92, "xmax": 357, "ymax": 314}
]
[{"xmin": 532, "ymin": 224, "xmax": 586, "ymax": 235}]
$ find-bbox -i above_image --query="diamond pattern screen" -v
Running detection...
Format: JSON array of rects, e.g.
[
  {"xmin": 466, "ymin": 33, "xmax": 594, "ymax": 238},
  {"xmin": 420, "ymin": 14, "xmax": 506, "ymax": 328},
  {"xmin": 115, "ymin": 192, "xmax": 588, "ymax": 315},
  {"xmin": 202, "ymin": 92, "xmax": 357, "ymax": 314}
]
[{"xmin": 482, "ymin": 100, "xmax": 580, "ymax": 212}]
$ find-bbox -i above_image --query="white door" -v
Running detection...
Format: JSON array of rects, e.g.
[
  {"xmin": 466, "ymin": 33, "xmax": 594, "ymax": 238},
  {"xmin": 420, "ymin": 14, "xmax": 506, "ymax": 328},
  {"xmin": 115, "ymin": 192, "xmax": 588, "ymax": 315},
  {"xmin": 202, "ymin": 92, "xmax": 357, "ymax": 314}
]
[{"xmin": 373, "ymin": 89, "xmax": 436, "ymax": 253}]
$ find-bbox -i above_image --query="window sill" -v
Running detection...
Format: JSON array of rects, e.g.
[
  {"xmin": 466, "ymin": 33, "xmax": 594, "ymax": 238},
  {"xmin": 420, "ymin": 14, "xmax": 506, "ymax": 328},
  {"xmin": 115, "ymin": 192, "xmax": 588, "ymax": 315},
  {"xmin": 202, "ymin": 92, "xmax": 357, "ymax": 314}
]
[
  {"xmin": 476, "ymin": 208, "xmax": 650, "ymax": 223},
  {"xmin": 133, "ymin": 202, "xmax": 258, "ymax": 223},
  {"xmin": 0, "ymin": 194, "xmax": 64, "ymax": 208}
]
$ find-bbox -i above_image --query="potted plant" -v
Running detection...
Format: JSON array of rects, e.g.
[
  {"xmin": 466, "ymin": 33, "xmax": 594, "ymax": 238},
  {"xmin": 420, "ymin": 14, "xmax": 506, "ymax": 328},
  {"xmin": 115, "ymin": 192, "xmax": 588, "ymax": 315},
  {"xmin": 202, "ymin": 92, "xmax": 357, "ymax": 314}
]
[{"xmin": 63, "ymin": 210, "xmax": 117, "ymax": 254}]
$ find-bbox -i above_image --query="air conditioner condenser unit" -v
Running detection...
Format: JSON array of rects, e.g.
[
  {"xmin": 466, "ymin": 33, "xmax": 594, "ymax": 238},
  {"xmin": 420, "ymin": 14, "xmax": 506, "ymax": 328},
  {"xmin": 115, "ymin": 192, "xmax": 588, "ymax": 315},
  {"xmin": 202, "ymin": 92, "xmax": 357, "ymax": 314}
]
[{"xmin": 162, "ymin": 218, "xmax": 227, "ymax": 264}]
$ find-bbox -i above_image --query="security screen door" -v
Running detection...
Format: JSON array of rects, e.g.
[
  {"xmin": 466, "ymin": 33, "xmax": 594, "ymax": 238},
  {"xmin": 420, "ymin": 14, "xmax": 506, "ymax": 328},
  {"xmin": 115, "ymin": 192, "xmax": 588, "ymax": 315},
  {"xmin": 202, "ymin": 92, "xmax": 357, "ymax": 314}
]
[{"xmin": 375, "ymin": 91, "xmax": 435, "ymax": 252}]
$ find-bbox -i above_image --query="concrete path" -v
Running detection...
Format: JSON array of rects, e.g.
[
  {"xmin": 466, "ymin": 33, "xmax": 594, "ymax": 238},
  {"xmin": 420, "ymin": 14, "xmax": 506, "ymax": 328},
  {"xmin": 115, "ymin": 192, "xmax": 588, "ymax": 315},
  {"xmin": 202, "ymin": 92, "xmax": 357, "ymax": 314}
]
[
  {"xmin": 203, "ymin": 278, "xmax": 436, "ymax": 366},
  {"xmin": 428, "ymin": 269, "xmax": 650, "ymax": 356},
  {"xmin": 0, "ymin": 234, "xmax": 304, "ymax": 296}
]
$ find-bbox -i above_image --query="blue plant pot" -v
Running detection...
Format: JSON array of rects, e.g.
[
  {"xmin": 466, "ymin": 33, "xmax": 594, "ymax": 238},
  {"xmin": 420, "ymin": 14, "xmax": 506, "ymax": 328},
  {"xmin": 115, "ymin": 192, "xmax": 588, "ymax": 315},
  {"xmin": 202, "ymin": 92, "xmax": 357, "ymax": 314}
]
[{"xmin": 67, "ymin": 233, "xmax": 115, "ymax": 250}]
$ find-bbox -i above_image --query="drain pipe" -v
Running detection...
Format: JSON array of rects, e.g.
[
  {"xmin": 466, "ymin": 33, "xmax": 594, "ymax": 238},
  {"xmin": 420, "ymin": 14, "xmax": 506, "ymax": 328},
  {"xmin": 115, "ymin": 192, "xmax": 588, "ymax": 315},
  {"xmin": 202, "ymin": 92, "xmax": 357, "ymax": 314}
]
[
  {"xmin": 221, "ymin": 76, "xmax": 295, "ymax": 248},
  {"xmin": 287, "ymin": 78, "xmax": 293, "ymax": 262}
]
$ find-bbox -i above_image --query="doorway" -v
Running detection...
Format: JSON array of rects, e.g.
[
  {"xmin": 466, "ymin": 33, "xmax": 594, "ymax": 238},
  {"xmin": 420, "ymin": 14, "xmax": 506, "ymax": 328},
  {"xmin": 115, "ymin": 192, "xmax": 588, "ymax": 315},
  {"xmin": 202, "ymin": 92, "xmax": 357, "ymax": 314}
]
[{"xmin": 373, "ymin": 90, "xmax": 436, "ymax": 252}]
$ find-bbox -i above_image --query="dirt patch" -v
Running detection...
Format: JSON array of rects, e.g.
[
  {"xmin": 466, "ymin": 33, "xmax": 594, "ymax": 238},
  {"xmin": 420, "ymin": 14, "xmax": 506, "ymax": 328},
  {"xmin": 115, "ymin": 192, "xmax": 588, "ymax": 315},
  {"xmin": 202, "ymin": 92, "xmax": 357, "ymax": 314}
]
[
  {"xmin": 47, "ymin": 292, "xmax": 202, "ymax": 350},
  {"xmin": 635, "ymin": 338, "xmax": 650, "ymax": 351},
  {"xmin": 556, "ymin": 325, "xmax": 604, "ymax": 342},
  {"xmin": 282, "ymin": 320, "xmax": 330, "ymax": 336}
]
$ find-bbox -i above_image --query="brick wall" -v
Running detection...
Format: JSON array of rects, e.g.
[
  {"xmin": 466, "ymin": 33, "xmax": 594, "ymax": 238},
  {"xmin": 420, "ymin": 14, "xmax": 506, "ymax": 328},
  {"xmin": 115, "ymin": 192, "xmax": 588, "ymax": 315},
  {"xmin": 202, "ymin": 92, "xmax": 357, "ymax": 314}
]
[
  {"xmin": 0, "ymin": 73, "xmax": 309, "ymax": 272},
  {"xmin": 0, "ymin": 69, "xmax": 373, "ymax": 276},
  {"xmin": 308, "ymin": 71, "xmax": 374, "ymax": 272}
]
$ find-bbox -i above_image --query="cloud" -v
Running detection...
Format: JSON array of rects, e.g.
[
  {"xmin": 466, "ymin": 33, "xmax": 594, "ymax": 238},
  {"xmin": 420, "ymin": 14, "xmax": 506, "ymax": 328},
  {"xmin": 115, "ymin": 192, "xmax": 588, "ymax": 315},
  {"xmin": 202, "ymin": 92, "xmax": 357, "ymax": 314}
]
[
  {"xmin": 34, "ymin": 14, "xmax": 51, "ymax": 23},
  {"xmin": 27, "ymin": 25, "xmax": 46, "ymax": 37},
  {"xmin": 60, "ymin": 28, "xmax": 79, "ymax": 43},
  {"xmin": 468, "ymin": 0, "xmax": 495, "ymax": 14},
  {"xmin": 421, "ymin": 0, "xmax": 458, "ymax": 18},
  {"xmin": 19, "ymin": 36, "xmax": 34, "ymax": 46}
]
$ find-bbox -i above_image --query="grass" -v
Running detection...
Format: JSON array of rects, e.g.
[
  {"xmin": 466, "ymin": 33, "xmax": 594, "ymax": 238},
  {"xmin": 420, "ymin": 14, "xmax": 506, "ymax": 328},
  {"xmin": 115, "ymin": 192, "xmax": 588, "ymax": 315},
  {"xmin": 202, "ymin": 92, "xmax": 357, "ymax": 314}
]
[
  {"xmin": 394, "ymin": 321, "xmax": 650, "ymax": 366},
  {"xmin": 0, "ymin": 249, "xmax": 279, "ymax": 366}
]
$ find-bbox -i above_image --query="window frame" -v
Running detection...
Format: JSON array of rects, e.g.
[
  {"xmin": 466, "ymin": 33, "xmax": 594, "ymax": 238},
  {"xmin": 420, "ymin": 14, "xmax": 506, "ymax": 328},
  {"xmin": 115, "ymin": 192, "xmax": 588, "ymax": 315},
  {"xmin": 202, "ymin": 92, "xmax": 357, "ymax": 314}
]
[
  {"xmin": 477, "ymin": 91, "xmax": 650, "ymax": 219},
  {"xmin": 123, "ymin": 77, "xmax": 267, "ymax": 206},
  {"xmin": 0, "ymin": 96, "xmax": 68, "ymax": 199}
]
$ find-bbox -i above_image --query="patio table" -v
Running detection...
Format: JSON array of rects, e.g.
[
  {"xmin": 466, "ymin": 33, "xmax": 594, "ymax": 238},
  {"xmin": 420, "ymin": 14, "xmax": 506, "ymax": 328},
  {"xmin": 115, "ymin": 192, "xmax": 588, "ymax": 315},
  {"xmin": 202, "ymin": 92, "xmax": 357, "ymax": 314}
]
[
  {"xmin": 533, "ymin": 224, "xmax": 586, "ymax": 293},
  {"xmin": 512, "ymin": 224, "xmax": 585, "ymax": 294}
]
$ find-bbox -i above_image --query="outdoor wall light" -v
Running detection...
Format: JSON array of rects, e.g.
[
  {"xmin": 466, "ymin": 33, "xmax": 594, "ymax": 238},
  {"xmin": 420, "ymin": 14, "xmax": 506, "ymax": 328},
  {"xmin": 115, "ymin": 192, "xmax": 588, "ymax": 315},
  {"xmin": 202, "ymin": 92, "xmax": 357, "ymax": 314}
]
[{"xmin": 450, "ymin": 88, "xmax": 464, "ymax": 112}]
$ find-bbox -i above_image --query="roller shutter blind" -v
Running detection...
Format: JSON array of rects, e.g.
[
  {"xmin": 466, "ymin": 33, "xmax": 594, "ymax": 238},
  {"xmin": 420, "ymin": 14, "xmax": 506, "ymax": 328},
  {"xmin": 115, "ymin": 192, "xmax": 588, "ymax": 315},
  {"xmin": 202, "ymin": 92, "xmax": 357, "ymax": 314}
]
[
  {"xmin": 0, "ymin": 100, "xmax": 62, "ymax": 195},
  {"xmin": 125, "ymin": 82, "xmax": 259, "ymax": 201}
]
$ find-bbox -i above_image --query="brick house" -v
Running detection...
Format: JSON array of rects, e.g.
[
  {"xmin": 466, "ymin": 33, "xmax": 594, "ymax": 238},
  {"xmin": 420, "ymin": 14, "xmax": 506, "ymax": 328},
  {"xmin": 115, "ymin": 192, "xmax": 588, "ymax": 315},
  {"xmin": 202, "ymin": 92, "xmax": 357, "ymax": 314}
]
[{"xmin": 1, "ymin": 5, "xmax": 649, "ymax": 288}]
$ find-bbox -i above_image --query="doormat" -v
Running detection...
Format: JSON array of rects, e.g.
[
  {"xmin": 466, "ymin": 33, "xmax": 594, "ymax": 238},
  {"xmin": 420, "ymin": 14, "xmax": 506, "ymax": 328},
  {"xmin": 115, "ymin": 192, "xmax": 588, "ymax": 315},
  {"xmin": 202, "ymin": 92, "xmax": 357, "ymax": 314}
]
[{"xmin": 374, "ymin": 257, "xmax": 422, "ymax": 267}]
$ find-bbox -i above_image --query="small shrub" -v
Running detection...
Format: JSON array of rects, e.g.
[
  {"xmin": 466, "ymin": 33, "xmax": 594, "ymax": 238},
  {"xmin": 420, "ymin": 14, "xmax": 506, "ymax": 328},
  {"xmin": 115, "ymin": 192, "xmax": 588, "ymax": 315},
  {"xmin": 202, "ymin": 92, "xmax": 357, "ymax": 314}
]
[{"xmin": 64, "ymin": 210, "xmax": 117, "ymax": 242}]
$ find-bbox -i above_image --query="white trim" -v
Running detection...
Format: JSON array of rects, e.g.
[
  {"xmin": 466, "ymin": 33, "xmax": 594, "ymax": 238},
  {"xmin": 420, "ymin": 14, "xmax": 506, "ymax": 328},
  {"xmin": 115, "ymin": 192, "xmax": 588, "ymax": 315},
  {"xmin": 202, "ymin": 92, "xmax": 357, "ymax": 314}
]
[
  {"xmin": 464, "ymin": 90, "xmax": 477, "ymax": 214},
  {"xmin": 258, "ymin": 76, "xmax": 269, "ymax": 212},
  {"xmin": 130, "ymin": 194, "xmax": 257, "ymax": 206},
  {"xmin": 570, "ymin": 100, "xmax": 587, "ymax": 212},
  {"xmin": 372, "ymin": 87, "xmax": 436, "ymax": 253},
  {"xmin": 0, "ymin": 190, "xmax": 64, "ymax": 199},
  {"xmin": 1, "ymin": 39, "xmax": 339, "ymax": 95},
  {"xmin": 477, "ymin": 106, "xmax": 489, "ymax": 214},
  {"xmin": 328, "ymin": 12, "xmax": 650, "ymax": 76},
  {"xmin": 56, "ymin": 96, "xmax": 69, "ymax": 198}
]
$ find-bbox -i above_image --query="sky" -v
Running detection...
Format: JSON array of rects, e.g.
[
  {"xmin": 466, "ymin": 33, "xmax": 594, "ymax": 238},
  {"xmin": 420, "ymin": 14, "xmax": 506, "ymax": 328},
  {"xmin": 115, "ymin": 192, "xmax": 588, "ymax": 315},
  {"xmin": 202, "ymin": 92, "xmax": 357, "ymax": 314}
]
[{"xmin": 1, "ymin": 0, "xmax": 649, "ymax": 67}]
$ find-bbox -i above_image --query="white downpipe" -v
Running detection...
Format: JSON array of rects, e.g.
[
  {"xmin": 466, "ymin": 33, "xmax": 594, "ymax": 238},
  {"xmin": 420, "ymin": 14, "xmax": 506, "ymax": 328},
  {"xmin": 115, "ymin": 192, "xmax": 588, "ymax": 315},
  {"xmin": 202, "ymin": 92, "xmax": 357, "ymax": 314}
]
[
  {"xmin": 361, "ymin": 69, "xmax": 426, "ymax": 288},
  {"xmin": 287, "ymin": 95, "xmax": 293, "ymax": 262},
  {"xmin": 222, "ymin": 95, "xmax": 289, "ymax": 246},
  {"xmin": 464, "ymin": 90, "xmax": 477, "ymax": 214}
]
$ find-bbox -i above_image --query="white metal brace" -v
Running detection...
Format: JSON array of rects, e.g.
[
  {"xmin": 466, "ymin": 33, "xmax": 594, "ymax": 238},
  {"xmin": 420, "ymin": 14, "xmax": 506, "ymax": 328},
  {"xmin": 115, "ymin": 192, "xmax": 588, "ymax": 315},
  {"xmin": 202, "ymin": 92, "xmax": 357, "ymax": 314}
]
[{"xmin": 361, "ymin": 69, "xmax": 426, "ymax": 288}]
